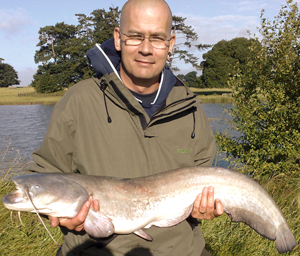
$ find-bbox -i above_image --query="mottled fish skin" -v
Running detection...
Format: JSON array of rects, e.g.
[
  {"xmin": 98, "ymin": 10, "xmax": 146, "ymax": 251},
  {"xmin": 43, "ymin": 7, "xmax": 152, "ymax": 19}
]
[{"xmin": 2, "ymin": 167, "xmax": 297, "ymax": 253}]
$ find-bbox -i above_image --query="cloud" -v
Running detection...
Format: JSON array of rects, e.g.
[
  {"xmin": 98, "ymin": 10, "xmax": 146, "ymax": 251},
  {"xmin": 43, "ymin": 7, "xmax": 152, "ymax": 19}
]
[
  {"xmin": 17, "ymin": 67, "xmax": 36, "ymax": 87},
  {"xmin": 0, "ymin": 8, "xmax": 32, "ymax": 35},
  {"xmin": 172, "ymin": 12, "xmax": 261, "ymax": 74},
  {"xmin": 234, "ymin": 1, "xmax": 267, "ymax": 12},
  {"xmin": 182, "ymin": 13, "xmax": 260, "ymax": 44}
]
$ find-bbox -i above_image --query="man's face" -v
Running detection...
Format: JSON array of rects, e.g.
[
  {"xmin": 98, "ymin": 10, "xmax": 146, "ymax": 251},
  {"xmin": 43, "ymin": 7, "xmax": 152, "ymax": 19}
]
[{"xmin": 114, "ymin": 4, "xmax": 175, "ymax": 90}]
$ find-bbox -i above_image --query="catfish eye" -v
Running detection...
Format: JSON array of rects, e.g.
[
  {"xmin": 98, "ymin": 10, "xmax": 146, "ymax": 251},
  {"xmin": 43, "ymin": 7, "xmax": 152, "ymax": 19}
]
[{"xmin": 35, "ymin": 185, "xmax": 40, "ymax": 189}]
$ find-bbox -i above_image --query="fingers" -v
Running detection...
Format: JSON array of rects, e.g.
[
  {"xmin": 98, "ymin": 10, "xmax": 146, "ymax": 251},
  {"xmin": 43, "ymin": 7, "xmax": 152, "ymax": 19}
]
[
  {"xmin": 90, "ymin": 198, "xmax": 100, "ymax": 211},
  {"xmin": 59, "ymin": 200, "xmax": 91, "ymax": 231},
  {"xmin": 199, "ymin": 187, "xmax": 208, "ymax": 214},
  {"xmin": 191, "ymin": 186, "xmax": 224, "ymax": 220},
  {"xmin": 205, "ymin": 186, "xmax": 215, "ymax": 217},
  {"xmin": 214, "ymin": 198, "xmax": 224, "ymax": 217},
  {"xmin": 49, "ymin": 216, "xmax": 60, "ymax": 228},
  {"xmin": 48, "ymin": 196, "xmax": 100, "ymax": 232}
]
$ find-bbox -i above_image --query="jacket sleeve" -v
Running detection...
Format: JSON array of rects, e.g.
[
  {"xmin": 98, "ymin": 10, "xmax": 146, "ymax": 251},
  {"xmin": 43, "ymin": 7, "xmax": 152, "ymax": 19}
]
[
  {"xmin": 29, "ymin": 99, "xmax": 77, "ymax": 174},
  {"xmin": 193, "ymin": 103, "xmax": 216, "ymax": 167}
]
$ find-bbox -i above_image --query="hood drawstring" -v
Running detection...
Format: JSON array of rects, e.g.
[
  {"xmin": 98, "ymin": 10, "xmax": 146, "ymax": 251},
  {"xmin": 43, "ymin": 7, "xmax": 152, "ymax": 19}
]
[
  {"xmin": 93, "ymin": 77, "xmax": 112, "ymax": 123},
  {"xmin": 103, "ymin": 91, "xmax": 112, "ymax": 123},
  {"xmin": 191, "ymin": 106, "xmax": 197, "ymax": 139}
]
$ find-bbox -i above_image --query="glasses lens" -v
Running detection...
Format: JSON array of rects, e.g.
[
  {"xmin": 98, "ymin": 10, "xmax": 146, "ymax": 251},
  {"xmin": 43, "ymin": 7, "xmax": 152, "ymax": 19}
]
[
  {"xmin": 122, "ymin": 32, "xmax": 168, "ymax": 49},
  {"xmin": 151, "ymin": 41, "xmax": 167, "ymax": 49},
  {"xmin": 126, "ymin": 39, "xmax": 143, "ymax": 46}
]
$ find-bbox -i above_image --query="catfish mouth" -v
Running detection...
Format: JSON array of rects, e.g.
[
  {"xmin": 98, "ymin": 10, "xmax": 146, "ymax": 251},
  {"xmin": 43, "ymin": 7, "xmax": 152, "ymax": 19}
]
[{"xmin": 2, "ymin": 187, "xmax": 28, "ymax": 204}]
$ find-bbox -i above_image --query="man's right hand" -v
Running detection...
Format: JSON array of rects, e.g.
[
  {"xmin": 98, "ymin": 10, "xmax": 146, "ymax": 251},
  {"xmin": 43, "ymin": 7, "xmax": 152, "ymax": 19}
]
[{"xmin": 49, "ymin": 196, "xmax": 99, "ymax": 232}]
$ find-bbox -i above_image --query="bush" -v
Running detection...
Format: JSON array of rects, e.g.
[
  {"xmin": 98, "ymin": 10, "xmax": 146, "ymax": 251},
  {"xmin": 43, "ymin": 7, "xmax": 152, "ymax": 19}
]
[{"xmin": 216, "ymin": 0, "xmax": 300, "ymax": 179}]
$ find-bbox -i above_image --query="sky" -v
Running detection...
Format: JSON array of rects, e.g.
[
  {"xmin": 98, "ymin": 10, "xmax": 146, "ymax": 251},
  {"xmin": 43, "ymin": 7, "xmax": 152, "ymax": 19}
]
[{"xmin": 0, "ymin": 0, "xmax": 297, "ymax": 87}]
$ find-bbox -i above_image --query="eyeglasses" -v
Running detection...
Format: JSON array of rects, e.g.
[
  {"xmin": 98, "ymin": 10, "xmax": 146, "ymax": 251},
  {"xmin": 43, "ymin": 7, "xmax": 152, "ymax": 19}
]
[{"xmin": 120, "ymin": 31, "xmax": 172, "ymax": 50}]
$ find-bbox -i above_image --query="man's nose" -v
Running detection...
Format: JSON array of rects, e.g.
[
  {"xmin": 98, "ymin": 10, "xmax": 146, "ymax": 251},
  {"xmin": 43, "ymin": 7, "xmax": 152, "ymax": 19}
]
[{"xmin": 139, "ymin": 38, "xmax": 153, "ymax": 54}]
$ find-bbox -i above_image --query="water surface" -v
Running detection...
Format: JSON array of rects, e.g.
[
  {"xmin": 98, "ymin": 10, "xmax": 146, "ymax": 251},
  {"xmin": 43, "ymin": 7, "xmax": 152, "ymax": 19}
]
[{"xmin": 0, "ymin": 103, "xmax": 233, "ymax": 171}]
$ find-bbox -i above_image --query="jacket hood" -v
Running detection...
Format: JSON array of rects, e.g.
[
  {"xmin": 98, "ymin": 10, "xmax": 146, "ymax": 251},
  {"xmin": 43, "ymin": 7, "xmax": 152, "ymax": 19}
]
[
  {"xmin": 86, "ymin": 38, "xmax": 177, "ymax": 117},
  {"xmin": 86, "ymin": 38, "xmax": 121, "ymax": 79}
]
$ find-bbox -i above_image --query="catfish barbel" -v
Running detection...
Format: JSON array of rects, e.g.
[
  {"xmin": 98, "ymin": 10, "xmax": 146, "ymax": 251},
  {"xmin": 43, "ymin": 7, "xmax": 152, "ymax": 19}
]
[{"xmin": 2, "ymin": 166, "xmax": 297, "ymax": 253}]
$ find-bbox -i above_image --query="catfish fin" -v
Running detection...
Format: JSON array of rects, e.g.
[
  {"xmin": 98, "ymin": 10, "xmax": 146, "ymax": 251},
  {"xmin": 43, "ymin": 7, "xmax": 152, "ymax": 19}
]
[
  {"xmin": 224, "ymin": 207, "xmax": 276, "ymax": 240},
  {"xmin": 275, "ymin": 223, "xmax": 297, "ymax": 253},
  {"xmin": 134, "ymin": 229, "xmax": 153, "ymax": 241},
  {"xmin": 84, "ymin": 209, "xmax": 115, "ymax": 238}
]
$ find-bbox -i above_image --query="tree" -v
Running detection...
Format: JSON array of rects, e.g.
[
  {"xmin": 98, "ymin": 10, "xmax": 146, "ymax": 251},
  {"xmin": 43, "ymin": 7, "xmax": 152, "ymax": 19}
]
[
  {"xmin": 0, "ymin": 60, "xmax": 20, "ymax": 87},
  {"xmin": 199, "ymin": 37, "xmax": 261, "ymax": 88},
  {"xmin": 216, "ymin": 0, "xmax": 300, "ymax": 179},
  {"xmin": 169, "ymin": 16, "xmax": 212, "ymax": 72},
  {"xmin": 32, "ymin": 7, "xmax": 120, "ymax": 93},
  {"xmin": 177, "ymin": 71, "xmax": 201, "ymax": 87},
  {"xmin": 32, "ymin": 22, "xmax": 79, "ymax": 92}
]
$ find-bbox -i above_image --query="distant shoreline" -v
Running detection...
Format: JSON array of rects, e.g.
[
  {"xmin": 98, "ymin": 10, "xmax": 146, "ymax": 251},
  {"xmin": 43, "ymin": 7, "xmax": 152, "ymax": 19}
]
[{"xmin": 0, "ymin": 87, "xmax": 233, "ymax": 105}]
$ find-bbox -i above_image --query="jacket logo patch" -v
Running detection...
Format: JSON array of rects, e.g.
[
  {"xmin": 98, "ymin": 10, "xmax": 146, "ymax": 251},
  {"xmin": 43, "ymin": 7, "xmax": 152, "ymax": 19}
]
[{"xmin": 177, "ymin": 149, "xmax": 193, "ymax": 154}]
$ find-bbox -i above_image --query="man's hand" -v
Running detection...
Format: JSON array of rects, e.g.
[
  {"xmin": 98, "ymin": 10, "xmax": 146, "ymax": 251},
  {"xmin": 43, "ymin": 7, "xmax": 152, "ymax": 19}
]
[
  {"xmin": 191, "ymin": 186, "xmax": 223, "ymax": 220},
  {"xmin": 48, "ymin": 196, "xmax": 99, "ymax": 232}
]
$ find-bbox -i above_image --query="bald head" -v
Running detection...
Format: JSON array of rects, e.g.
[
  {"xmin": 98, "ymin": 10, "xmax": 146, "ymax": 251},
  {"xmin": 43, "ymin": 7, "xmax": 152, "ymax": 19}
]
[
  {"xmin": 120, "ymin": 0, "xmax": 173, "ymax": 33},
  {"xmin": 113, "ymin": 0, "xmax": 176, "ymax": 93}
]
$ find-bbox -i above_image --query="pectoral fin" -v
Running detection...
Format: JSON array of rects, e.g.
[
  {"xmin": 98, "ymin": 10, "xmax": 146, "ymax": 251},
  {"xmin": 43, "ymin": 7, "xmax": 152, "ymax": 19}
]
[
  {"xmin": 134, "ymin": 229, "xmax": 153, "ymax": 241},
  {"xmin": 84, "ymin": 209, "xmax": 115, "ymax": 238}
]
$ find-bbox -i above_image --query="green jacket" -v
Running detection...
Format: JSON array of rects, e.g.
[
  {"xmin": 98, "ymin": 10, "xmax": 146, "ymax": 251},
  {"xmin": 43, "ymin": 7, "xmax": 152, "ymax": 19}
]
[{"xmin": 30, "ymin": 48, "xmax": 216, "ymax": 256}]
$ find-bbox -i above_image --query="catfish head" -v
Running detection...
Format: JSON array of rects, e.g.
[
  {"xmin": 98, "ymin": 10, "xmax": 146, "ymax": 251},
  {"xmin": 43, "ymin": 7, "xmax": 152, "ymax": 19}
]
[{"xmin": 2, "ymin": 173, "xmax": 89, "ymax": 217}]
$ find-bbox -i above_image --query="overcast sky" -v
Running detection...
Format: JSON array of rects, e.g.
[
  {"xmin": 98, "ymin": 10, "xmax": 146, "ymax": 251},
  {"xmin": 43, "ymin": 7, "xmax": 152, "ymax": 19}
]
[{"xmin": 0, "ymin": 0, "xmax": 297, "ymax": 87}]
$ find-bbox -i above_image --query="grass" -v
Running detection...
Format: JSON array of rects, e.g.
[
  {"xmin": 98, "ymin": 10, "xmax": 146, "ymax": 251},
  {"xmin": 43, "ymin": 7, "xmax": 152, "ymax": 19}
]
[
  {"xmin": 0, "ymin": 177, "xmax": 63, "ymax": 256},
  {"xmin": 0, "ymin": 146, "xmax": 63, "ymax": 256},
  {"xmin": 0, "ymin": 86, "xmax": 233, "ymax": 105},
  {"xmin": 190, "ymin": 87, "xmax": 233, "ymax": 104},
  {"xmin": 0, "ymin": 87, "xmax": 65, "ymax": 105}
]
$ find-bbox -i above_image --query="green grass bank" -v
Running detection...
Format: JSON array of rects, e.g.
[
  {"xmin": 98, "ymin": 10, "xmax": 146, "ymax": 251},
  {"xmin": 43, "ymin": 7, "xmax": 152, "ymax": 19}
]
[
  {"xmin": 0, "ymin": 87, "xmax": 65, "ymax": 105},
  {"xmin": 0, "ymin": 87, "xmax": 233, "ymax": 105}
]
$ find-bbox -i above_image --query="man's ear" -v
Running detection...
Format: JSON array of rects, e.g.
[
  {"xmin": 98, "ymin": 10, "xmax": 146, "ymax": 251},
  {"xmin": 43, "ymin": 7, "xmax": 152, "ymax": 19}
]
[
  {"xmin": 169, "ymin": 34, "xmax": 176, "ymax": 53},
  {"xmin": 114, "ymin": 27, "xmax": 121, "ymax": 51},
  {"xmin": 167, "ymin": 34, "xmax": 176, "ymax": 62}
]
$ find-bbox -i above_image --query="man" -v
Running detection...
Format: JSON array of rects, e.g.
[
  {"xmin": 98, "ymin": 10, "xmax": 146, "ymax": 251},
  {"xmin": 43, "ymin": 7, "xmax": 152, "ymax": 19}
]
[{"xmin": 30, "ymin": 0, "xmax": 223, "ymax": 255}]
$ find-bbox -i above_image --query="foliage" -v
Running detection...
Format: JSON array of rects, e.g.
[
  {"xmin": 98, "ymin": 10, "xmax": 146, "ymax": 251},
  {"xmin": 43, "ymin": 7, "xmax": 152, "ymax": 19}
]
[
  {"xmin": 32, "ymin": 8, "xmax": 213, "ymax": 92},
  {"xmin": 0, "ymin": 61, "xmax": 20, "ymax": 87},
  {"xmin": 169, "ymin": 16, "xmax": 212, "ymax": 72},
  {"xmin": 199, "ymin": 37, "xmax": 261, "ymax": 88},
  {"xmin": 216, "ymin": 0, "xmax": 300, "ymax": 179},
  {"xmin": 178, "ymin": 71, "xmax": 212, "ymax": 88},
  {"xmin": 32, "ymin": 7, "xmax": 120, "ymax": 93}
]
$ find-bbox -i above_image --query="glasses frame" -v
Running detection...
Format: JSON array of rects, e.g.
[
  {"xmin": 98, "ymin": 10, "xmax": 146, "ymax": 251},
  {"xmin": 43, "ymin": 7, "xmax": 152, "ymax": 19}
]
[{"xmin": 120, "ymin": 31, "xmax": 172, "ymax": 50}]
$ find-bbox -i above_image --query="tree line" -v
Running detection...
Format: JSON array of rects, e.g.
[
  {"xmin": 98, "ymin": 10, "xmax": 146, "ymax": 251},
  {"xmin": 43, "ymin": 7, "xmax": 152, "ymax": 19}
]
[
  {"xmin": 0, "ymin": 6, "xmax": 258, "ymax": 90},
  {"xmin": 30, "ymin": 8, "xmax": 211, "ymax": 93},
  {"xmin": 0, "ymin": 7, "xmax": 261, "ymax": 90}
]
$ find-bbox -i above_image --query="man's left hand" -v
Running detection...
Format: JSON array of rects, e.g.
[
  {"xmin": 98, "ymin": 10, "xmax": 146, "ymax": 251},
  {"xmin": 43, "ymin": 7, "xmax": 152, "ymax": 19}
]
[{"xmin": 191, "ymin": 186, "xmax": 224, "ymax": 220}]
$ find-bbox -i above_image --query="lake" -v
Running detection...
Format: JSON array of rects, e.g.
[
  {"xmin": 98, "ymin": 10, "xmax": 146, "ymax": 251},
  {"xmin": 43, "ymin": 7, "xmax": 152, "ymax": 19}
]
[{"xmin": 0, "ymin": 103, "xmax": 233, "ymax": 171}]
